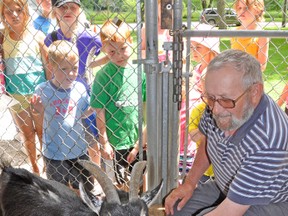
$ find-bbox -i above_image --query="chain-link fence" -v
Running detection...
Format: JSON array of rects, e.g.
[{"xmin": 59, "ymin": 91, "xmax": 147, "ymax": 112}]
[
  {"xmin": 178, "ymin": 0, "xmax": 288, "ymax": 189},
  {"xmin": 0, "ymin": 0, "xmax": 287, "ymax": 209},
  {"xmin": 0, "ymin": 0, "xmax": 148, "ymax": 197}
]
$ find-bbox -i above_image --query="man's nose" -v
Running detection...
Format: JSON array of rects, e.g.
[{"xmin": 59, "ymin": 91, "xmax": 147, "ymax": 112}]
[{"xmin": 212, "ymin": 101, "xmax": 224, "ymax": 114}]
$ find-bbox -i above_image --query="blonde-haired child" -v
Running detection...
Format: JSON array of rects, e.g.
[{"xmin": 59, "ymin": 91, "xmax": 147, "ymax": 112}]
[
  {"xmin": 90, "ymin": 19, "xmax": 147, "ymax": 189},
  {"xmin": 0, "ymin": 0, "xmax": 49, "ymax": 174},
  {"xmin": 32, "ymin": 40, "xmax": 94, "ymax": 191},
  {"xmin": 44, "ymin": 0, "xmax": 103, "ymax": 165},
  {"xmin": 188, "ymin": 78, "xmax": 213, "ymax": 182},
  {"xmin": 231, "ymin": 0, "xmax": 269, "ymax": 72},
  {"xmin": 190, "ymin": 24, "xmax": 220, "ymax": 96},
  {"xmin": 179, "ymin": 24, "xmax": 219, "ymax": 180}
]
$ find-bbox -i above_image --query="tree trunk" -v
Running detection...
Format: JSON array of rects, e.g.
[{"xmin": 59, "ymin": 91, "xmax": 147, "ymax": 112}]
[
  {"xmin": 208, "ymin": 0, "xmax": 213, "ymax": 8},
  {"xmin": 282, "ymin": 0, "xmax": 288, "ymax": 27},
  {"xmin": 201, "ymin": 0, "xmax": 207, "ymax": 9},
  {"xmin": 217, "ymin": 0, "xmax": 226, "ymax": 29}
]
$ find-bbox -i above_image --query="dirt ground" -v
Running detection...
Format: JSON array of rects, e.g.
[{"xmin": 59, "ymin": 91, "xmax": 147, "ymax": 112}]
[
  {"xmin": 0, "ymin": 109, "xmax": 36, "ymax": 172},
  {"xmin": 0, "ymin": 139, "xmax": 27, "ymax": 167}
]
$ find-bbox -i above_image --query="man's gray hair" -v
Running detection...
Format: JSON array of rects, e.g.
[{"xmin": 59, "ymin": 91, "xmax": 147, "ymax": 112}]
[{"xmin": 206, "ymin": 49, "xmax": 263, "ymax": 89}]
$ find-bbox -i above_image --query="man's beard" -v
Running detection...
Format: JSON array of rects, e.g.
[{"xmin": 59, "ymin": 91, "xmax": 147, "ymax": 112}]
[{"xmin": 213, "ymin": 100, "xmax": 255, "ymax": 132}]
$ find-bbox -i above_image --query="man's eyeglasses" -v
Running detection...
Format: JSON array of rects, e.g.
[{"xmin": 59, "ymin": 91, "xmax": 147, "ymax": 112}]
[{"xmin": 201, "ymin": 87, "xmax": 252, "ymax": 109}]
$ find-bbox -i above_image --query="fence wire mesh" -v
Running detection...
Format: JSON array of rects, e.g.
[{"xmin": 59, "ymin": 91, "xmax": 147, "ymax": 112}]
[
  {"xmin": 0, "ymin": 0, "xmax": 287, "ymax": 205},
  {"xmin": 179, "ymin": 0, "xmax": 288, "ymax": 184}
]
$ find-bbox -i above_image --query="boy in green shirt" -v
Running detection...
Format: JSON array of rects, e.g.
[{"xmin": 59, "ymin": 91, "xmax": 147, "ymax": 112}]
[{"xmin": 90, "ymin": 19, "xmax": 146, "ymax": 188}]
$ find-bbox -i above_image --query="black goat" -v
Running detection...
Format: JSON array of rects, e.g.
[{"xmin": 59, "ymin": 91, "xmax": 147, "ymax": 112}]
[
  {"xmin": 0, "ymin": 160, "xmax": 162, "ymax": 216},
  {"xmin": 78, "ymin": 160, "xmax": 163, "ymax": 215}
]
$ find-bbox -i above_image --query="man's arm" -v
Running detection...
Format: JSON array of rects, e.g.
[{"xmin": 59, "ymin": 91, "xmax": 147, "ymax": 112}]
[
  {"xmin": 205, "ymin": 198, "xmax": 250, "ymax": 216},
  {"xmin": 165, "ymin": 135, "xmax": 210, "ymax": 215}
]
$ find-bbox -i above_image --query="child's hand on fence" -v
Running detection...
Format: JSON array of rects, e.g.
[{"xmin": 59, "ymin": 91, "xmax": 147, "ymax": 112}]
[
  {"xmin": 100, "ymin": 142, "xmax": 114, "ymax": 160},
  {"xmin": 30, "ymin": 94, "xmax": 44, "ymax": 115}
]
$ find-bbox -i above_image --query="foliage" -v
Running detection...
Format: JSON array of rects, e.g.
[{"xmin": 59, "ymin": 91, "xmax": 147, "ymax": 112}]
[
  {"xmin": 82, "ymin": 0, "xmax": 286, "ymax": 24},
  {"xmin": 86, "ymin": 10, "xmax": 138, "ymax": 24},
  {"xmin": 265, "ymin": 0, "xmax": 284, "ymax": 11},
  {"xmin": 81, "ymin": 0, "xmax": 98, "ymax": 10}
]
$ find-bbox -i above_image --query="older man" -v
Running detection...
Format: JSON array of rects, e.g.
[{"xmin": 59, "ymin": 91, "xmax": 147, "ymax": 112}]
[{"xmin": 165, "ymin": 49, "xmax": 288, "ymax": 216}]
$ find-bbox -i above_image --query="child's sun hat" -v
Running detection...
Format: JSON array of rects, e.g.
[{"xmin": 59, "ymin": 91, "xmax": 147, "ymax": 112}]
[{"xmin": 190, "ymin": 24, "xmax": 220, "ymax": 54}]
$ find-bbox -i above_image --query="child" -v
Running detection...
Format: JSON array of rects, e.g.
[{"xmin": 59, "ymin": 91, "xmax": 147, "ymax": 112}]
[
  {"xmin": 90, "ymin": 19, "xmax": 147, "ymax": 188},
  {"xmin": 231, "ymin": 0, "xmax": 269, "ymax": 72},
  {"xmin": 44, "ymin": 0, "xmax": 102, "ymax": 165},
  {"xmin": 32, "ymin": 40, "xmax": 94, "ymax": 191},
  {"xmin": 179, "ymin": 24, "xmax": 219, "ymax": 180},
  {"xmin": 33, "ymin": 0, "xmax": 57, "ymax": 35},
  {"xmin": 188, "ymin": 101, "xmax": 214, "ymax": 183},
  {"xmin": 0, "ymin": 0, "xmax": 49, "ymax": 174},
  {"xmin": 190, "ymin": 24, "xmax": 220, "ymax": 96},
  {"xmin": 277, "ymin": 83, "xmax": 288, "ymax": 115}
]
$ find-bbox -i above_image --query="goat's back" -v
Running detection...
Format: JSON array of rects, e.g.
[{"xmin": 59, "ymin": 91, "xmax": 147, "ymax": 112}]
[{"xmin": 0, "ymin": 166, "xmax": 97, "ymax": 216}]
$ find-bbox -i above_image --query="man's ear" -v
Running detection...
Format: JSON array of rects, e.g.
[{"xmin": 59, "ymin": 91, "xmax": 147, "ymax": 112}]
[{"xmin": 251, "ymin": 83, "xmax": 263, "ymax": 104}]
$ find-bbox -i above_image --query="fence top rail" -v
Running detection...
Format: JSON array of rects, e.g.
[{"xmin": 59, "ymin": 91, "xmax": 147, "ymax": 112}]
[{"xmin": 182, "ymin": 30, "xmax": 288, "ymax": 38}]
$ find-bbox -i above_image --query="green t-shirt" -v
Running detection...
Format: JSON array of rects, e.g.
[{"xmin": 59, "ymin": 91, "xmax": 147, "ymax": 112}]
[{"xmin": 90, "ymin": 62, "xmax": 146, "ymax": 150}]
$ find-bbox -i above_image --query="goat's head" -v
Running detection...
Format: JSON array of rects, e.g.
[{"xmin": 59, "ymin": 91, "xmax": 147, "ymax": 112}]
[
  {"xmin": 0, "ymin": 160, "xmax": 162, "ymax": 216},
  {"xmin": 78, "ymin": 160, "xmax": 163, "ymax": 216}
]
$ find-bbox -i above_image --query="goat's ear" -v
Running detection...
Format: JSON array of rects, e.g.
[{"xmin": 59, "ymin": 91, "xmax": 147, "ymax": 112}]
[
  {"xmin": 140, "ymin": 179, "xmax": 163, "ymax": 207},
  {"xmin": 79, "ymin": 182, "xmax": 102, "ymax": 214}
]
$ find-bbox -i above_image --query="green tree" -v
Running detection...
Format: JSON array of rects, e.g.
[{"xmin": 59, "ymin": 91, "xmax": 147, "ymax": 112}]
[
  {"xmin": 81, "ymin": 0, "xmax": 99, "ymax": 10},
  {"xmin": 265, "ymin": 0, "xmax": 284, "ymax": 11}
]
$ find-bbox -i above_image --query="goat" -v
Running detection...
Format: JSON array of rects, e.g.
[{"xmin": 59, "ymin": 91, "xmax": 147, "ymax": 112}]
[
  {"xmin": 0, "ymin": 160, "xmax": 163, "ymax": 216},
  {"xmin": 78, "ymin": 160, "xmax": 163, "ymax": 215}
]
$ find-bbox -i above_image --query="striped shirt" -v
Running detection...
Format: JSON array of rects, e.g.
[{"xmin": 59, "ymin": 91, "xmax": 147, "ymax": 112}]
[{"xmin": 199, "ymin": 94, "xmax": 288, "ymax": 205}]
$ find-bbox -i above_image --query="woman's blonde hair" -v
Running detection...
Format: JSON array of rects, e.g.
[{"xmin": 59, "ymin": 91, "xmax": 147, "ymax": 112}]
[
  {"xmin": 234, "ymin": 0, "xmax": 265, "ymax": 22},
  {"xmin": 48, "ymin": 40, "xmax": 79, "ymax": 66},
  {"xmin": 0, "ymin": 0, "xmax": 30, "ymax": 31},
  {"xmin": 100, "ymin": 19, "xmax": 132, "ymax": 44}
]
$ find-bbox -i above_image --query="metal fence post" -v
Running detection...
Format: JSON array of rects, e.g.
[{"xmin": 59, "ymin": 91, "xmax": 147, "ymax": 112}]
[{"xmin": 144, "ymin": 0, "xmax": 162, "ymax": 195}]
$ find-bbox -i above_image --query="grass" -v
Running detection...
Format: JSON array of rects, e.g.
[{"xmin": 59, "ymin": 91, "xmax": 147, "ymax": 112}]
[
  {"xmin": 220, "ymin": 37, "xmax": 288, "ymax": 102},
  {"xmin": 87, "ymin": 9, "xmax": 284, "ymax": 24}
]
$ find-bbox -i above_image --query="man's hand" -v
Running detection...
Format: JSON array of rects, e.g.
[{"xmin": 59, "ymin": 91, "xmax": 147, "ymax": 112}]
[{"xmin": 165, "ymin": 183, "xmax": 195, "ymax": 215}]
